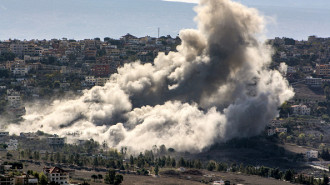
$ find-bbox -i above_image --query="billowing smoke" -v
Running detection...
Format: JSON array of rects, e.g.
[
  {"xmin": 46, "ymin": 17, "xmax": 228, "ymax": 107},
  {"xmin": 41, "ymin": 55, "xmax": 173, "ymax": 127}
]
[{"xmin": 5, "ymin": 0, "xmax": 294, "ymax": 153}]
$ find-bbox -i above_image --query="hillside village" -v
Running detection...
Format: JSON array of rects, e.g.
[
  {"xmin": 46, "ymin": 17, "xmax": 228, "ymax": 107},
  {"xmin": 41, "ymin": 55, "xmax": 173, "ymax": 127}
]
[
  {"xmin": 0, "ymin": 34, "xmax": 180, "ymax": 118},
  {"xmin": 1, "ymin": 35, "xmax": 330, "ymax": 184}
]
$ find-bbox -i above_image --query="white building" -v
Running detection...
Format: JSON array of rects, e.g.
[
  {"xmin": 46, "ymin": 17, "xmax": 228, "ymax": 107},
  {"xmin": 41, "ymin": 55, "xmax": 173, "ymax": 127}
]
[
  {"xmin": 306, "ymin": 150, "xmax": 318, "ymax": 159},
  {"xmin": 12, "ymin": 65, "xmax": 29, "ymax": 76},
  {"xmin": 291, "ymin": 105, "xmax": 311, "ymax": 115},
  {"xmin": 43, "ymin": 166, "xmax": 69, "ymax": 185},
  {"xmin": 85, "ymin": 76, "xmax": 96, "ymax": 86},
  {"xmin": 5, "ymin": 139, "xmax": 18, "ymax": 151},
  {"xmin": 7, "ymin": 95, "xmax": 21, "ymax": 107},
  {"xmin": 213, "ymin": 180, "xmax": 225, "ymax": 185},
  {"xmin": 305, "ymin": 77, "xmax": 322, "ymax": 87},
  {"xmin": 95, "ymin": 77, "xmax": 109, "ymax": 86}
]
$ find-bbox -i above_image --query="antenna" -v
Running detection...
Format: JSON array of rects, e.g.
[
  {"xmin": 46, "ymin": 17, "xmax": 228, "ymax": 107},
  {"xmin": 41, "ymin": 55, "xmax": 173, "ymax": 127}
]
[{"xmin": 158, "ymin": 27, "xmax": 160, "ymax": 38}]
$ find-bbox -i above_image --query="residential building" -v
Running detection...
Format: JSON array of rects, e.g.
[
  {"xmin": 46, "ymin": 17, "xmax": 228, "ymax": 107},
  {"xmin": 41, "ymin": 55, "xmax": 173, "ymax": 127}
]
[
  {"xmin": 291, "ymin": 105, "xmax": 311, "ymax": 115},
  {"xmin": 0, "ymin": 175, "xmax": 14, "ymax": 185},
  {"xmin": 275, "ymin": 128, "xmax": 287, "ymax": 133},
  {"xmin": 316, "ymin": 63, "xmax": 330, "ymax": 76},
  {"xmin": 306, "ymin": 150, "xmax": 318, "ymax": 159},
  {"xmin": 0, "ymin": 132, "xmax": 9, "ymax": 137},
  {"xmin": 92, "ymin": 64, "xmax": 110, "ymax": 77},
  {"xmin": 95, "ymin": 77, "xmax": 109, "ymax": 86},
  {"xmin": 47, "ymin": 135, "xmax": 65, "ymax": 146},
  {"xmin": 85, "ymin": 76, "xmax": 96, "ymax": 86},
  {"xmin": 5, "ymin": 139, "xmax": 18, "ymax": 151},
  {"xmin": 287, "ymin": 66, "xmax": 297, "ymax": 73},
  {"xmin": 15, "ymin": 175, "xmax": 38, "ymax": 185},
  {"xmin": 305, "ymin": 77, "xmax": 322, "ymax": 87},
  {"xmin": 43, "ymin": 166, "xmax": 69, "ymax": 185},
  {"xmin": 267, "ymin": 128, "xmax": 276, "ymax": 136}
]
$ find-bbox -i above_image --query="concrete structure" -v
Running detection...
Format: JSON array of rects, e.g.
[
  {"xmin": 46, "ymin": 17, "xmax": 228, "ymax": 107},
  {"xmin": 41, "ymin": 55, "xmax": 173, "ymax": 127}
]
[
  {"xmin": 0, "ymin": 132, "xmax": 9, "ymax": 137},
  {"xmin": 95, "ymin": 77, "xmax": 109, "ymax": 86},
  {"xmin": 85, "ymin": 76, "xmax": 96, "ymax": 86},
  {"xmin": 305, "ymin": 77, "xmax": 322, "ymax": 87},
  {"xmin": 267, "ymin": 128, "xmax": 276, "ymax": 136},
  {"xmin": 47, "ymin": 135, "xmax": 65, "ymax": 146},
  {"xmin": 291, "ymin": 105, "xmax": 311, "ymax": 115},
  {"xmin": 275, "ymin": 127, "xmax": 287, "ymax": 133},
  {"xmin": 43, "ymin": 166, "xmax": 69, "ymax": 185},
  {"xmin": 287, "ymin": 66, "xmax": 297, "ymax": 73},
  {"xmin": 316, "ymin": 63, "xmax": 330, "ymax": 76},
  {"xmin": 5, "ymin": 139, "xmax": 18, "ymax": 151},
  {"xmin": 306, "ymin": 150, "xmax": 318, "ymax": 159},
  {"xmin": 92, "ymin": 64, "xmax": 110, "ymax": 77},
  {"xmin": 0, "ymin": 175, "xmax": 14, "ymax": 185}
]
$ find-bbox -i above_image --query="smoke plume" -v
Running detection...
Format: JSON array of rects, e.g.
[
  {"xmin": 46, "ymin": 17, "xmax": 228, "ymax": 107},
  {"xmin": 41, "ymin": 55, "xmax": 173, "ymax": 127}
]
[{"xmin": 5, "ymin": 0, "xmax": 294, "ymax": 153}]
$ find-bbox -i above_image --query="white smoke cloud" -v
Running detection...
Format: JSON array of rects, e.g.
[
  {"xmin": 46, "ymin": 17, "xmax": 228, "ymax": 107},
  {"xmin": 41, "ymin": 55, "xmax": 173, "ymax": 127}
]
[{"xmin": 4, "ymin": 0, "xmax": 294, "ymax": 153}]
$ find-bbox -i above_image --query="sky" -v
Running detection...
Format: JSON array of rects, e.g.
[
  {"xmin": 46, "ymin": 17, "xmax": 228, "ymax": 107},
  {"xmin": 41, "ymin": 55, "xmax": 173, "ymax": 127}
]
[{"xmin": 0, "ymin": 0, "xmax": 329, "ymax": 40}]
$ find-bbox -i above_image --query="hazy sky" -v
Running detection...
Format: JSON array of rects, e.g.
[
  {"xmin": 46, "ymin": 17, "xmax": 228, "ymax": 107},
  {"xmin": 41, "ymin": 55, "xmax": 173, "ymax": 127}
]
[{"xmin": 0, "ymin": 0, "xmax": 329, "ymax": 40}]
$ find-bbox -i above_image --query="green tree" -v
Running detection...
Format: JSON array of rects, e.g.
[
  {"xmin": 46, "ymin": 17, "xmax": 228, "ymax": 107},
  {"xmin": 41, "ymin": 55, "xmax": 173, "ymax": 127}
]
[
  {"xmin": 279, "ymin": 132, "xmax": 287, "ymax": 142},
  {"xmin": 154, "ymin": 164, "xmax": 159, "ymax": 176},
  {"xmin": 171, "ymin": 158, "xmax": 176, "ymax": 168},
  {"xmin": 130, "ymin": 155, "xmax": 134, "ymax": 166},
  {"xmin": 106, "ymin": 169, "xmax": 116, "ymax": 184},
  {"xmin": 298, "ymin": 133, "xmax": 306, "ymax": 145},
  {"xmin": 114, "ymin": 174, "xmax": 123, "ymax": 185},
  {"xmin": 91, "ymin": 174, "xmax": 98, "ymax": 182},
  {"xmin": 39, "ymin": 173, "xmax": 48, "ymax": 185},
  {"xmin": 284, "ymin": 169, "xmax": 294, "ymax": 182},
  {"xmin": 207, "ymin": 161, "xmax": 216, "ymax": 171},
  {"xmin": 93, "ymin": 157, "xmax": 99, "ymax": 167},
  {"xmin": 323, "ymin": 174, "xmax": 329, "ymax": 185}
]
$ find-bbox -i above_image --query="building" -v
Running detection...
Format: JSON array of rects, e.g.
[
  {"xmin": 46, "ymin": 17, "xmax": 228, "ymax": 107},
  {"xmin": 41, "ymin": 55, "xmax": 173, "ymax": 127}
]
[
  {"xmin": 43, "ymin": 166, "xmax": 69, "ymax": 185},
  {"xmin": 5, "ymin": 139, "xmax": 18, "ymax": 151},
  {"xmin": 267, "ymin": 128, "xmax": 276, "ymax": 136},
  {"xmin": 15, "ymin": 175, "xmax": 38, "ymax": 185},
  {"xmin": 287, "ymin": 66, "xmax": 297, "ymax": 73},
  {"xmin": 7, "ymin": 95, "xmax": 21, "ymax": 107},
  {"xmin": 92, "ymin": 64, "xmax": 110, "ymax": 77},
  {"xmin": 95, "ymin": 77, "xmax": 109, "ymax": 86},
  {"xmin": 0, "ymin": 175, "xmax": 14, "ymax": 185},
  {"xmin": 291, "ymin": 105, "xmax": 311, "ymax": 115},
  {"xmin": 213, "ymin": 180, "xmax": 225, "ymax": 185},
  {"xmin": 267, "ymin": 127, "xmax": 287, "ymax": 136},
  {"xmin": 275, "ymin": 128, "xmax": 287, "ymax": 133},
  {"xmin": 85, "ymin": 76, "xmax": 96, "ymax": 86},
  {"xmin": 0, "ymin": 132, "xmax": 9, "ymax": 137},
  {"xmin": 47, "ymin": 135, "xmax": 65, "ymax": 146},
  {"xmin": 316, "ymin": 63, "xmax": 330, "ymax": 76},
  {"xmin": 20, "ymin": 132, "xmax": 39, "ymax": 140},
  {"xmin": 269, "ymin": 120, "xmax": 283, "ymax": 127},
  {"xmin": 306, "ymin": 150, "xmax": 318, "ymax": 159},
  {"xmin": 305, "ymin": 77, "xmax": 322, "ymax": 87}
]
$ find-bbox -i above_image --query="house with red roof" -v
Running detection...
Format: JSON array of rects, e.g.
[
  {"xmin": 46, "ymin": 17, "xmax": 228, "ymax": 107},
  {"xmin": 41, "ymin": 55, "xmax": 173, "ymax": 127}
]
[{"xmin": 43, "ymin": 166, "xmax": 69, "ymax": 185}]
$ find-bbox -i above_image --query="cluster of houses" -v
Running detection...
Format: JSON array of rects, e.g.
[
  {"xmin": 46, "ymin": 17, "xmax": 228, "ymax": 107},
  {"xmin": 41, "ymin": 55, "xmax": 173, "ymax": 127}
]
[
  {"xmin": 269, "ymin": 36, "xmax": 330, "ymax": 88},
  {"xmin": 0, "ymin": 165, "xmax": 70, "ymax": 185},
  {"xmin": 0, "ymin": 34, "xmax": 180, "ymax": 117},
  {"xmin": 266, "ymin": 121, "xmax": 320, "ymax": 160},
  {"xmin": 0, "ymin": 131, "xmax": 66, "ymax": 151}
]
